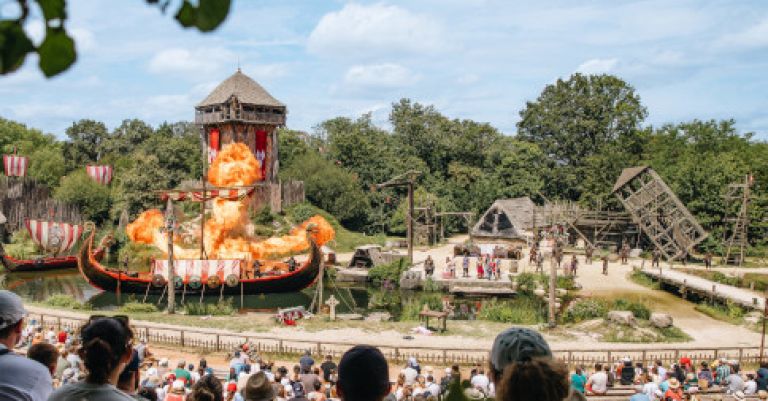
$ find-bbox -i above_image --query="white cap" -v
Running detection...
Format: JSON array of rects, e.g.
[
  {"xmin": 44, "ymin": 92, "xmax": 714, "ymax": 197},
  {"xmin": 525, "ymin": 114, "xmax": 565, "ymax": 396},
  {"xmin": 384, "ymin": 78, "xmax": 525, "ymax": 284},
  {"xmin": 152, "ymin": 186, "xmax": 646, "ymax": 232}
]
[{"xmin": 0, "ymin": 290, "xmax": 26, "ymax": 330}]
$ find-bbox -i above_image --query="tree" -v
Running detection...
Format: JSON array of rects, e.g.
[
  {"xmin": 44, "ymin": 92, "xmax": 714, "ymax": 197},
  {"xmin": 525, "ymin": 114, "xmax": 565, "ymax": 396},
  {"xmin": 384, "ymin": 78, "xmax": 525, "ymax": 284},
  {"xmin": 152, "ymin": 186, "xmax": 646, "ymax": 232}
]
[
  {"xmin": 27, "ymin": 146, "xmax": 66, "ymax": 188},
  {"xmin": 54, "ymin": 170, "xmax": 112, "ymax": 223},
  {"xmin": 1, "ymin": 0, "xmax": 232, "ymax": 77},
  {"xmin": 63, "ymin": 119, "xmax": 109, "ymax": 169},
  {"xmin": 111, "ymin": 152, "xmax": 169, "ymax": 219},
  {"xmin": 517, "ymin": 73, "xmax": 647, "ymax": 202}
]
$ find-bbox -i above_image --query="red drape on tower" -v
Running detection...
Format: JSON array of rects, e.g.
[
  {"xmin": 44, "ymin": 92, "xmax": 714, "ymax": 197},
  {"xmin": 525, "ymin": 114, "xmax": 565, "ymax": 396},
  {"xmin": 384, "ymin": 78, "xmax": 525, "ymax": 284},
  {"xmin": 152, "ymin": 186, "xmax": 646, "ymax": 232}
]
[
  {"xmin": 208, "ymin": 128, "xmax": 220, "ymax": 165},
  {"xmin": 255, "ymin": 130, "xmax": 268, "ymax": 179}
]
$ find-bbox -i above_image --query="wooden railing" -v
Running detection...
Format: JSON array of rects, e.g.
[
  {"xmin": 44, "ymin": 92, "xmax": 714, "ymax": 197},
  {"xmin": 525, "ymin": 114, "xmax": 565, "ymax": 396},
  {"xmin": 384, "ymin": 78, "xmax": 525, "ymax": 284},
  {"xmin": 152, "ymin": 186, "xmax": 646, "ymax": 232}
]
[
  {"xmin": 33, "ymin": 312, "xmax": 765, "ymax": 367},
  {"xmin": 195, "ymin": 110, "xmax": 286, "ymax": 125}
]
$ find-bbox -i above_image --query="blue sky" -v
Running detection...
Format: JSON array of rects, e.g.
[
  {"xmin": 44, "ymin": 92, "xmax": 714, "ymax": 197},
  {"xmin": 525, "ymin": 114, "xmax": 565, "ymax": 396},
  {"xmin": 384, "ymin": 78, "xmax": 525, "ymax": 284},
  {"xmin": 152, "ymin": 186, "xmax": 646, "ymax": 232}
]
[{"xmin": 1, "ymin": 0, "xmax": 767, "ymax": 139}]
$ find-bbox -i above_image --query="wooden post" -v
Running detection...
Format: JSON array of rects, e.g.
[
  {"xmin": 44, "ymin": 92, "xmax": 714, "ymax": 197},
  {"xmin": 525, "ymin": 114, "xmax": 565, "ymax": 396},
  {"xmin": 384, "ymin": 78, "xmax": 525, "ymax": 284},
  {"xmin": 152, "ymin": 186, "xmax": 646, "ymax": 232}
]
[
  {"xmin": 407, "ymin": 181, "xmax": 414, "ymax": 264},
  {"xmin": 760, "ymin": 297, "xmax": 767, "ymax": 363},
  {"xmin": 548, "ymin": 257, "xmax": 557, "ymax": 328},
  {"xmin": 165, "ymin": 200, "xmax": 176, "ymax": 314}
]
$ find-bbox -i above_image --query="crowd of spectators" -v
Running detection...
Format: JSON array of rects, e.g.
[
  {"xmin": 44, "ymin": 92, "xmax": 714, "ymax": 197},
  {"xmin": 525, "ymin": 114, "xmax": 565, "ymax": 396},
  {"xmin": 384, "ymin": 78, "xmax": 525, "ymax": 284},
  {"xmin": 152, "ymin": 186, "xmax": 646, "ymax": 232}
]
[{"xmin": 2, "ymin": 290, "xmax": 768, "ymax": 401}]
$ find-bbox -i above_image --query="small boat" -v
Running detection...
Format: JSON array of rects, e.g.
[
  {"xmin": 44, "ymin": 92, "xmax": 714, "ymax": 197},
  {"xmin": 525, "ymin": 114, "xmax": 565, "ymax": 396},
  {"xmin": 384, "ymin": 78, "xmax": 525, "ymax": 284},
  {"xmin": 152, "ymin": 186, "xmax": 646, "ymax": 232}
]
[
  {"xmin": 77, "ymin": 227, "xmax": 323, "ymax": 295},
  {"xmin": 0, "ymin": 220, "xmax": 106, "ymax": 272}
]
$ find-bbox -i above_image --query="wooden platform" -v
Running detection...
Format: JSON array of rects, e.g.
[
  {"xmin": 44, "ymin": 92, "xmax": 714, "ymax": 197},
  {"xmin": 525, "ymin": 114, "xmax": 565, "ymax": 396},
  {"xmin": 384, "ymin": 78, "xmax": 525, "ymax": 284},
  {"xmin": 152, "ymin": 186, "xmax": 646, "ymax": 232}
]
[{"xmin": 642, "ymin": 267, "xmax": 765, "ymax": 310}]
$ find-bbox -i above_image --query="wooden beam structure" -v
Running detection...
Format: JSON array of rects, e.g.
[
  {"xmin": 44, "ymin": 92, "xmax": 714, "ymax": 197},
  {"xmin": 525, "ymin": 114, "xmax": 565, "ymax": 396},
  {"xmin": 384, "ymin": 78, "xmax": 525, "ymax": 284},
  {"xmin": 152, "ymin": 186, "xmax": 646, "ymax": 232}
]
[{"xmin": 612, "ymin": 167, "xmax": 708, "ymax": 260}]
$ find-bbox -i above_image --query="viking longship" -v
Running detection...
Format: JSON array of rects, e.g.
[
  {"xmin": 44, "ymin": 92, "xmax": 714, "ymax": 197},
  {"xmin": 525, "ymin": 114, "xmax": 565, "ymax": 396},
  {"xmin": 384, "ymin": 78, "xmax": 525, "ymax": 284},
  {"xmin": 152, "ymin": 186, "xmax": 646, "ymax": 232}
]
[
  {"xmin": 77, "ymin": 224, "xmax": 323, "ymax": 295},
  {"xmin": 0, "ymin": 220, "xmax": 107, "ymax": 272}
]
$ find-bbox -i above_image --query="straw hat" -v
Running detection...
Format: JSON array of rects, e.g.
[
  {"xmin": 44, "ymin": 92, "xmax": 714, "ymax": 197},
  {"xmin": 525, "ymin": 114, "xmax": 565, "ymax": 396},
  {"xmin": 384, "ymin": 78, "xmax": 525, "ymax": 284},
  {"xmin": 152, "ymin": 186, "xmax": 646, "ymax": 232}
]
[
  {"xmin": 171, "ymin": 380, "xmax": 185, "ymax": 394},
  {"xmin": 668, "ymin": 378, "xmax": 681, "ymax": 389}
]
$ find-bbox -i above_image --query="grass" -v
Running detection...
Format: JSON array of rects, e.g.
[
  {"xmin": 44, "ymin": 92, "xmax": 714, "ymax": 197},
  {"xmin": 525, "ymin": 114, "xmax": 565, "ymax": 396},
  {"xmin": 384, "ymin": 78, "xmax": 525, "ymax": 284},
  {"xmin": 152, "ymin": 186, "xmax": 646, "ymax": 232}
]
[
  {"xmin": 184, "ymin": 299, "xmax": 235, "ymax": 316},
  {"xmin": 694, "ymin": 303, "xmax": 745, "ymax": 325},
  {"xmin": 478, "ymin": 297, "xmax": 545, "ymax": 324},
  {"xmin": 681, "ymin": 269, "xmax": 768, "ymax": 292},
  {"xmin": 42, "ymin": 294, "xmax": 91, "ymax": 310},
  {"xmin": 628, "ymin": 270, "xmax": 661, "ymax": 290},
  {"xmin": 601, "ymin": 321, "xmax": 691, "ymax": 343},
  {"xmin": 285, "ymin": 202, "xmax": 389, "ymax": 252}
]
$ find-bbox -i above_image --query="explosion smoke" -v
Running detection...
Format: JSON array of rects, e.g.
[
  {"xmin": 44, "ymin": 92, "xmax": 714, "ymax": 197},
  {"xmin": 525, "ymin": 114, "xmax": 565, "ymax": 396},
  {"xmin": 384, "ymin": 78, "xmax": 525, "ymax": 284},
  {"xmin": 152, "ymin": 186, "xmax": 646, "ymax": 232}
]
[{"xmin": 126, "ymin": 142, "xmax": 334, "ymax": 260}]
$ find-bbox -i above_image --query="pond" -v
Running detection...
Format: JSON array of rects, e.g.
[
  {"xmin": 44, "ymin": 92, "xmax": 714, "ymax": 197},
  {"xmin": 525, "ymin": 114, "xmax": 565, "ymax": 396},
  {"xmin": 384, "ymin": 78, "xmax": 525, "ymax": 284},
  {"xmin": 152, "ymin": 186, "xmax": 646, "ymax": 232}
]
[{"xmin": 0, "ymin": 268, "xmax": 547, "ymax": 324}]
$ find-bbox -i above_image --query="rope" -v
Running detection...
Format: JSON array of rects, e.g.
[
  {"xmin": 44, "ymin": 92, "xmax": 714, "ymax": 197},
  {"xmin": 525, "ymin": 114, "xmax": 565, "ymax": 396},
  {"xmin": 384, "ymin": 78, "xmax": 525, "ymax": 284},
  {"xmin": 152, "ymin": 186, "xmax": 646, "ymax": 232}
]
[
  {"xmin": 142, "ymin": 281, "xmax": 151, "ymax": 303},
  {"xmin": 324, "ymin": 273, "xmax": 356, "ymax": 312},
  {"xmin": 157, "ymin": 285, "xmax": 167, "ymax": 306}
]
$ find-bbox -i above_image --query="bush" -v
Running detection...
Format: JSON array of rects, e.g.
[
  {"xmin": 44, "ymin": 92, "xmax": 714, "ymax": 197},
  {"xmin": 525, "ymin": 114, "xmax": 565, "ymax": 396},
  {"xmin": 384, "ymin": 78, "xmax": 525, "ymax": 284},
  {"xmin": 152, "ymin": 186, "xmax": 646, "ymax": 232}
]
[
  {"xmin": 184, "ymin": 299, "xmax": 235, "ymax": 316},
  {"xmin": 423, "ymin": 277, "xmax": 440, "ymax": 292},
  {"xmin": 368, "ymin": 259, "xmax": 408, "ymax": 287},
  {"xmin": 43, "ymin": 294, "xmax": 89, "ymax": 310},
  {"xmin": 515, "ymin": 273, "xmax": 538, "ymax": 293},
  {"xmin": 120, "ymin": 302, "xmax": 158, "ymax": 313},
  {"xmin": 400, "ymin": 293, "xmax": 443, "ymax": 321},
  {"xmin": 612, "ymin": 299, "xmax": 651, "ymax": 320},
  {"xmin": 4, "ymin": 229, "xmax": 38, "ymax": 259},
  {"xmin": 629, "ymin": 271, "xmax": 660, "ymax": 289},
  {"xmin": 478, "ymin": 297, "xmax": 543, "ymax": 324},
  {"xmin": 565, "ymin": 298, "xmax": 609, "ymax": 323}
]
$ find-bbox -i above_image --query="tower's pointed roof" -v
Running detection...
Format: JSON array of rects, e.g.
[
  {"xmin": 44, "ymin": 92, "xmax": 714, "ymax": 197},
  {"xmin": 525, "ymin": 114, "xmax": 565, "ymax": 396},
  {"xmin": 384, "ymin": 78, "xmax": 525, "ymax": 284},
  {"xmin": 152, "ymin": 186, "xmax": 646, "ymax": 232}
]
[{"xmin": 196, "ymin": 69, "xmax": 285, "ymax": 108}]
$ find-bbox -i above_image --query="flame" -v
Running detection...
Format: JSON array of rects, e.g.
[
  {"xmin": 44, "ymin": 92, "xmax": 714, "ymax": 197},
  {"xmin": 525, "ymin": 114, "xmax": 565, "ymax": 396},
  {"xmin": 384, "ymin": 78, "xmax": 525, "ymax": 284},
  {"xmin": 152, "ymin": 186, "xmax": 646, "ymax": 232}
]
[
  {"xmin": 207, "ymin": 142, "xmax": 261, "ymax": 187},
  {"xmin": 125, "ymin": 141, "xmax": 335, "ymax": 262}
]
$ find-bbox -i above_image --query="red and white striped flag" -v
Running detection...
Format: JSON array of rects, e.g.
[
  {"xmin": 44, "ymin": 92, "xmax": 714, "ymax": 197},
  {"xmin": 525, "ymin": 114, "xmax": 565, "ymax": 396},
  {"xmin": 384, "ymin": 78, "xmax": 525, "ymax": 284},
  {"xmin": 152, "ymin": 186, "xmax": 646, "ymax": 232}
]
[
  {"xmin": 24, "ymin": 220, "xmax": 84, "ymax": 254},
  {"xmin": 3, "ymin": 154, "xmax": 28, "ymax": 177},
  {"xmin": 86, "ymin": 165, "xmax": 113, "ymax": 185}
]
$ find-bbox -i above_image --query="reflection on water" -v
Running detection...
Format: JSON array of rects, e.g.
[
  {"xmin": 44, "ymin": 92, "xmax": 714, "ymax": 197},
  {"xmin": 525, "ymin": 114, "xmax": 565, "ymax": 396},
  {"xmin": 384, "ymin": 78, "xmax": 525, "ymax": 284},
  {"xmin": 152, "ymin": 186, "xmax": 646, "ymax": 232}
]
[{"xmin": 0, "ymin": 270, "xmax": 367, "ymax": 314}]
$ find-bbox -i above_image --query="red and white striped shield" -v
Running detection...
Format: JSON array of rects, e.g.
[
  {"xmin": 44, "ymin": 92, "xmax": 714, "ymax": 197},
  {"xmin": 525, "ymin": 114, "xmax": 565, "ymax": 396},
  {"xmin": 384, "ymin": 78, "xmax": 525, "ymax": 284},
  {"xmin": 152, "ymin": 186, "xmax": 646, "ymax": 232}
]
[
  {"xmin": 3, "ymin": 154, "xmax": 28, "ymax": 177},
  {"xmin": 24, "ymin": 220, "xmax": 84, "ymax": 254},
  {"xmin": 86, "ymin": 165, "xmax": 113, "ymax": 185}
]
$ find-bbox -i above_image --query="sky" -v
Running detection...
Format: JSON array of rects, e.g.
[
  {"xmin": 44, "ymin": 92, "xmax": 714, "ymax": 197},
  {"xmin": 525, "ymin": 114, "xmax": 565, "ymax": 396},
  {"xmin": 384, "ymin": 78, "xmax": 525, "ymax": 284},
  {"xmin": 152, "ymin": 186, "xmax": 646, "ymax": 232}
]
[{"xmin": 1, "ymin": 0, "xmax": 767, "ymax": 139}]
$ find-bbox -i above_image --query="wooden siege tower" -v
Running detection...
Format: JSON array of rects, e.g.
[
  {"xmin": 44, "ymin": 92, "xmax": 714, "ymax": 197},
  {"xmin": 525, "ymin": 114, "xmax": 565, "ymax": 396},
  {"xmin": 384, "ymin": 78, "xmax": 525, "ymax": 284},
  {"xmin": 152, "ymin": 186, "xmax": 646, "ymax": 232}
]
[
  {"xmin": 612, "ymin": 166, "xmax": 708, "ymax": 260},
  {"xmin": 195, "ymin": 69, "xmax": 303, "ymax": 211}
]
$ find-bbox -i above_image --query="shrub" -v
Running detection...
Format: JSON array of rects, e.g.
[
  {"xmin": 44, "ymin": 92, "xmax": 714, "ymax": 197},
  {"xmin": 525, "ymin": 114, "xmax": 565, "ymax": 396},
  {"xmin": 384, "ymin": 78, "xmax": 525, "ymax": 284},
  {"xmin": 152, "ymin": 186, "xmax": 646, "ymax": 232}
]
[
  {"xmin": 515, "ymin": 272, "xmax": 538, "ymax": 293},
  {"xmin": 43, "ymin": 294, "xmax": 89, "ymax": 310},
  {"xmin": 612, "ymin": 299, "xmax": 651, "ymax": 320},
  {"xmin": 400, "ymin": 293, "xmax": 443, "ymax": 321},
  {"xmin": 478, "ymin": 297, "xmax": 543, "ymax": 324},
  {"xmin": 565, "ymin": 298, "xmax": 608, "ymax": 323},
  {"xmin": 423, "ymin": 277, "xmax": 440, "ymax": 292},
  {"xmin": 629, "ymin": 271, "xmax": 660, "ymax": 289},
  {"xmin": 368, "ymin": 259, "xmax": 408, "ymax": 287},
  {"xmin": 119, "ymin": 302, "xmax": 158, "ymax": 313},
  {"xmin": 184, "ymin": 299, "xmax": 235, "ymax": 316}
]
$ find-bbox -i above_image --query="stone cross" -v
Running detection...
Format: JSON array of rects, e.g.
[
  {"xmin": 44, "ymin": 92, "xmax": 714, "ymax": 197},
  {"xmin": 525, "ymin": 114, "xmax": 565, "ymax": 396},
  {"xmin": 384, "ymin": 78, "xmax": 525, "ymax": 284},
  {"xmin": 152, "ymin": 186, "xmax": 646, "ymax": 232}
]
[{"xmin": 325, "ymin": 295, "xmax": 340, "ymax": 321}]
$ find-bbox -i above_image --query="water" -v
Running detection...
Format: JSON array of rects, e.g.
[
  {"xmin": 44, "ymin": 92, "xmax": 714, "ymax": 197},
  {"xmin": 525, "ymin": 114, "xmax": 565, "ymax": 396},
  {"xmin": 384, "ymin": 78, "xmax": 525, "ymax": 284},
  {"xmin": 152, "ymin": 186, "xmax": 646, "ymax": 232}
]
[{"xmin": 0, "ymin": 269, "xmax": 370, "ymax": 313}]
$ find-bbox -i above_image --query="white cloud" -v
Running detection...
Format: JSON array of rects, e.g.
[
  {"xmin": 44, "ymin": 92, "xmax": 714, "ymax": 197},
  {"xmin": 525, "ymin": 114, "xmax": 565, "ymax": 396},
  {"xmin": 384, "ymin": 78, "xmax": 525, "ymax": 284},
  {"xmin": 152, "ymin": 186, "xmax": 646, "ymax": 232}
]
[
  {"xmin": 715, "ymin": 17, "xmax": 768, "ymax": 49},
  {"xmin": 308, "ymin": 3, "xmax": 445, "ymax": 58},
  {"xmin": 575, "ymin": 58, "xmax": 618, "ymax": 74},
  {"xmin": 148, "ymin": 48, "xmax": 235, "ymax": 75},
  {"xmin": 242, "ymin": 63, "xmax": 291, "ymax": 81},
  {"xmin": 71, "ymin": 27, "xmax": 97, "ymax": 52},
  {"xmin": 343, "ymin": 63, "xmax": 419, "ymax": 88}
]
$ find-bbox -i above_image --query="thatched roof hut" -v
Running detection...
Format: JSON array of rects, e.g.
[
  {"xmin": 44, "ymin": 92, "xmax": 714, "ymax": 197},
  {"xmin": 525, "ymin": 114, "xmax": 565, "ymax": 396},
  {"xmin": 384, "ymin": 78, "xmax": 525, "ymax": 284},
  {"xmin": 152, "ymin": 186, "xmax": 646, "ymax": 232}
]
[{"xmin": 471, "ymin": 197, "xmax": 534, "ymax": 240}]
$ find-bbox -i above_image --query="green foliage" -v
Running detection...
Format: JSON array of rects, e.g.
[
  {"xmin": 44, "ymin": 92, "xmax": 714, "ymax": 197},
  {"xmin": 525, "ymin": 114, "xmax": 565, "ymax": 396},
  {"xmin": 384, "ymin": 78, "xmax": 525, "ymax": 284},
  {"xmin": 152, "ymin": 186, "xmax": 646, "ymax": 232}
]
[
  {"xmin": 399, "ymin": 293, "xmax": 443, "ymax": 321},
  {"xmin": 515, "ymin": 272, "xmax": 538, "ymax": 294},
  {"xmin": 368, "ymin": 259, "xmax": 408, "ymax": 287},
  {"xmin": 120, "ymin": 302, "xmax": 158, "ymax": 313},
  {"xmin": 629, "ymin": 271, "xmax": 660, "ymax": 290},
  {"xmin": 54, "ymin": 170, "xmax": 112, "ymax": 223},
  {"xmin": 4, "ymin": 229, "xmax": 38, "ymax": 258},
  {"xmin": 694, "ymin": 303, "xmax": 744, "ymax": 325},
  {"xmin": 184, "ymin": 299, "xmax": 235, "ymax": 316},
  {"xmin": 517, "ymin": 73, "xmax": 647, "ymax": 204},
  {"xmin": 612, "ymin": 298, "xmax": 651, "ymax": 320},
  {"xmin": 43, "ymin": 294, "xmax": 89, "ymax": 310},
  {"xmin": 423, "ymin": 277, "xmax": 440, "ymax": 292},
  {"xmin": 478, "ymin": 297, "xmax": 544, "ymax": 324},
  {"xmin": 565, "ymin": 298, "xmax": 609, "ymax": 323},
  {"xmin": 118, "ymin": 242, "xmax": 162, "ymax": 272},
  {"xmin": 1, "ymin": 0, "xmax": 231, "ymax": 78}
]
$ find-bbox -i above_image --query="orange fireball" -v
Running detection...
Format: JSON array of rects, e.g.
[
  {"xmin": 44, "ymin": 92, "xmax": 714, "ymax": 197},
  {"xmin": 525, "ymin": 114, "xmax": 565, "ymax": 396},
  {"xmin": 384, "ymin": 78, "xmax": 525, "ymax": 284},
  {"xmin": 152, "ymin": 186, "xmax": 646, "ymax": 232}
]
[
  {"xmin": 126, "ymin": 209, "xmax": 164, "ymax": 244},
  {"xmin": 207, "ymin": 142, "xmax": 261, "ymax": 187}
]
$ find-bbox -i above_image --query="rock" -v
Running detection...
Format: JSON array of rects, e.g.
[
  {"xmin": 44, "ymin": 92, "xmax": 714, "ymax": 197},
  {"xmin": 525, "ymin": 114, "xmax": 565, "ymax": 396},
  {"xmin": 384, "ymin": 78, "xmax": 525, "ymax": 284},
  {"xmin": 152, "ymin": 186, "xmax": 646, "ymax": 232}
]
[
  {"xmin": 337, "ymin": 313, "xmax": 364, "ymax": 321},
  {"xmin": 649, "ymin": 313, "xmax": 673, "ymax": 328},
  {"xmin": 399, "ymin": 270, "xmax": 422, "ymax": 290},
  {"xmin": 556, "ymin": 288, "xmax": 567, "ymax": 297},
  {"xmin": 533, "ymin": 288, "xmax": 546, "ymax": 297},
  {"xmin": 365, "ymin": 312, "xmax": 392, "ymax": 322},
  {"xmin": 607, "ymin": 310, "xmax": 636, "ymax": 326}
]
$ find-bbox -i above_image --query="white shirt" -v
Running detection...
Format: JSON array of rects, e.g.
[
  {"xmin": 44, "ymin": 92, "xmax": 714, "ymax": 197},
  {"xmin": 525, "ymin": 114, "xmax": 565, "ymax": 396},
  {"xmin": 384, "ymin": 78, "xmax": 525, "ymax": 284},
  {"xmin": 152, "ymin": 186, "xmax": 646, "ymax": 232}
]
[
  {"xmin": 426, "ymin": 382, "xmax": 441, "ymax": 397},
  {"xmin": 0, "ymin": 344, "xmax": 53, "ymax": 401},
  {"xmin": 402, "ymin": 367, "xmax": 418, "ymax": 385},
  {"xmin": 66, "ymin": 353, "xmax": 83, "ymax": 371},
  {"xmin": 470, "ymin": 374, "xmax": 490, "ymax": 393},
  {"xmin": 643, "ymin": 381, "xmax": 660, "ymax": 400},
  {"xmin": 589, "ymin": 371, "xmax": 608, "ymax": 393},
  {"xmin": 46, "ymin": 330, "xmax": 57, "ymax": 344},
  {"xmin": 657, "ymin": 367, "xmax": 667, "ymax": 382},
  {"xmin": 744, "ymin": 380, "xmax": 757, "ymax": 395}
]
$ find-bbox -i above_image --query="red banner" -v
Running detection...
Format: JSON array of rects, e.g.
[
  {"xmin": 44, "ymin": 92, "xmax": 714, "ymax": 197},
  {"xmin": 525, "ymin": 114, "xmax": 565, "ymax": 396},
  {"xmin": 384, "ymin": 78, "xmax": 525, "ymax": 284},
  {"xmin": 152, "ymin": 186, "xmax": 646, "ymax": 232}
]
[
  {"xmin": 208, "ymin": 128, "xmax": 220, "ymax": 165},
  {"xmin": 86, "ymin": 165, "xmax": 113, "ymax": 185},
  {"xmin": 3, "ymin": 154, "xmax": 28, "ymax": 177}
]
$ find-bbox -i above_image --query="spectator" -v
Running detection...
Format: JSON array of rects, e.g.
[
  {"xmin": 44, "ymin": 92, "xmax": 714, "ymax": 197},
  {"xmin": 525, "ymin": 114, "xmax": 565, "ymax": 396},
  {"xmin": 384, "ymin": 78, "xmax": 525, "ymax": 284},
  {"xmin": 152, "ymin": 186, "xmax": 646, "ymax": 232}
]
[
  {"xmin": 167, "ymin": 380, "xmax": 188, "ymax": 401},
  {"xmin": 117, "ymin": 349, "xmax": 141, "ymax": 398},
  {"xmin": 662, "ymin": 378, "xmax": 683, "ymax": 401},
  {"xmin": 641, "ymin": 373, "xmax": 660, "ymax": 401},
  {"xmin": 726, "ymin": 366, "xmax": 745, "ymax": 394},
  {"xmin": 46, "ymin": 326, "xmax": 57, "ymax": 344},
  {"xmin": 320, "ymin": 355, "xmax": 336, "ymax": 382},
  {"xmin": 586, "ymin": 364, "xmax": 608, "ymax": 395},
  {"xmin": 337, "ymin": 345, "xmax": 390, "ymax": 401},
  {"xmin": 289, "ymin": 383, "xmax": 308, "ymax": 401},
  {"xmin": 48, "ymin": 316, "xmax": 135, "ymax": 401},
  {"xmin": 241, "ymin": 372, "xmax": 274, "ymax": 401},
  {"xmin": 630, "ymin": 385, "xmax": 650, "ymax": 401},
  {"xmin": 139, "ymin": 386, "xmax": 159, "ymax": 401},
  {"xmin": 27, "ymin": 342, "xmax": 59, "ymax": 377},
  {"xmin": 716, "ymin": 359, "xmax": 731, "ymax": 384},
  {"xmin": 299, "ymin": 351, "xmax": 315, "ymax": 373},
  {"xmin": 200, "ymin": 359, "xmax": 214, "ymax": 377},
  {"xmin": 758, "ymin": 363, "xmax": 768, "ymax": 391},
  {"xmin": 470, "ymin": 369, "xmax": 489, "ymax": 394},
  {"xmin": 621, "ymin": 358, "xmax": 636, "ymax": 385},
  {"xmin": 489, "ymin": 327, "xmax": 568, "ymax": 401},
  {"xmin": 56, "ymin": 347, "xmax": 71, "ymax": 380},
  {"xmin": 570, "ymin": 367, "xmax": 587, "ymax": 394},
  {"xmin": 300, "ymin": 367, "xmax": 321, "ymax": 396},
  {"xmin": 745, "ymin": 374, "xmax": 758, "ymax": 395},
  {"xmin": 402, "ymin": 361, "xmax": 418, "ymax": 385},
  {"xmin": 307, "ymin": 381, "xmax": 326, "ymax": 401},
  {"xmin": 655, "ymin": 360, "xmax": 667, "ymax": 383},
  {"xmin": 57, "ymin": 328, "xmax": 68, "ymax": 344},
  {"xmin": 0, "ymin": 290, "xmax": 53, "ymax": 401},
  {"xmin": 174, "ymin": 360, "xmax": 192, "ymax": 386},
  {"xmin": 189, "ymin": 374, "xmax": 223, "ymax": 401},
  {"xmin": 698, "ymin": 362, "xmax": 713, "ymax": 387},
  {"xmin": 425, "ymin": 375, "xmax": 440, "ymax": 398}
]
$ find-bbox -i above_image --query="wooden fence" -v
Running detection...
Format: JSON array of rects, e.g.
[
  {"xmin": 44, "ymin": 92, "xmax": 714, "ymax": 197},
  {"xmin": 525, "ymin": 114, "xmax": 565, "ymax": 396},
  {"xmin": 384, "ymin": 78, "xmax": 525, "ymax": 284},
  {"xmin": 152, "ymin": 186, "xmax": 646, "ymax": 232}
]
[
  {"xmin": 1, "ymin": 176, "xmax": 82, "ymax": 234},
  {"xmin": 32, "ymin": 312, "xmax": 765, "ymax": 368}
]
